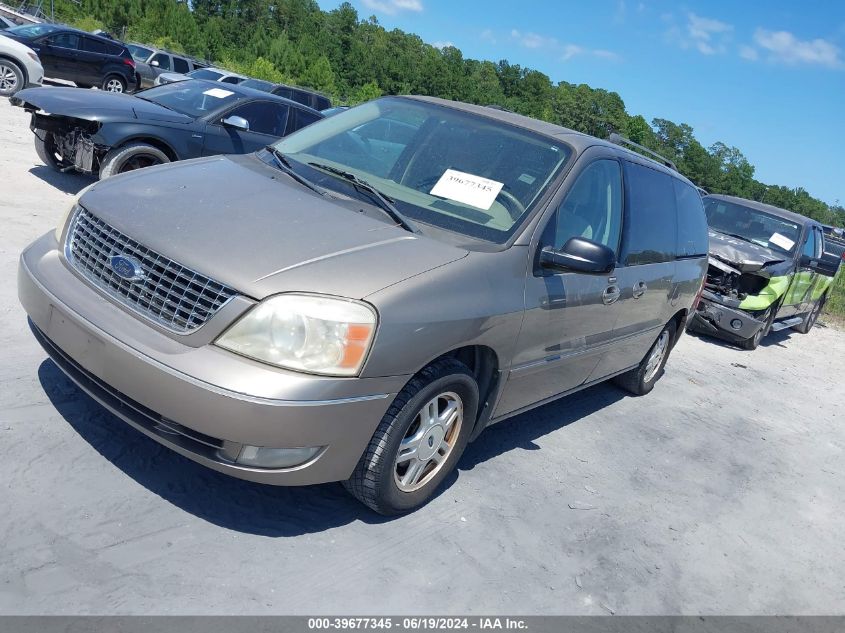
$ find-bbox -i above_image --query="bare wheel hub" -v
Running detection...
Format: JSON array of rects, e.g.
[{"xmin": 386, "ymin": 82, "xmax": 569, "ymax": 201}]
[{"xmin": 394, "ymin": 391, "xmax": 463, "ymax": 492}]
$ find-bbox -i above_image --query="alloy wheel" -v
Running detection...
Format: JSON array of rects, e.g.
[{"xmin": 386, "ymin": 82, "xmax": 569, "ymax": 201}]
[
  {"xmin": 0, "ymin": 64, "xmax": 18, "ymax": 92},
  {"xmin": 105, "ymin": 78, "xmax": 124, "ymax": 92},
  {"xmin": 643, "ymin": 330, "xmax": 670, "ymax": 383},
  {"xmin": 394, "ymin": 391, "xmax": 463, "ymax": 492}
]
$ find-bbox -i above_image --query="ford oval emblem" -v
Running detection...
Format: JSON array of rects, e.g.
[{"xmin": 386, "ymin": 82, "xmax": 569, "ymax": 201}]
[{"xmin": 110, "ymin": 254, "xmax": 145, "ymax": 282}]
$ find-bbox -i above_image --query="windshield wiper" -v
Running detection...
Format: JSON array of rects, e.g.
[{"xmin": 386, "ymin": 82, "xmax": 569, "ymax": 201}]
[
  {"xmin": 265, "ymin": 147, "xmax": 331, "ymax": 198},
  {"xmin": 307, "ymin": 162, "xmax": 420, "ymax": 234},
  {"xmin": 715, "ymin": 229, "xmax": 756, "ymax": 244}
]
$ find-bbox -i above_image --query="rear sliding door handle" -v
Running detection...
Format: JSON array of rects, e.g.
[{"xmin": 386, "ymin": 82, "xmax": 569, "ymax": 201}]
[
  {"xmin": 602, "ymin": 285, "xmax": 620, "ymax": 305},
  {"xmin": 632, "ymin": 281, "xmax": 647, "ymax": 298}
]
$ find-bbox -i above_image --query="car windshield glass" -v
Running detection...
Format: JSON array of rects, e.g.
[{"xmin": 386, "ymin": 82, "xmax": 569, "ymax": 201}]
[
  {"xmin": 127, "ymin": 44, "xmax": 153, "ymax": 62},
  {"xmin": 7, "ymin": 23, "xmax": 59, "ymax": 37},
  {"xmin": 188, "ymin": 68, "xmax": 223, "ymax": 80},
  {"xmin": 137, "ymin": 81, "xmax": 241, "ymax": 118},
  {"xmin": 240, "ymin": 78, "xmax": 274, "ymax": 92},
  {"xmin": 272, "ymin": 97, "xmax": 572, "ymax": 243},
  {"xmin": 705, "ymin": 199, "xmax": 801, "ymax": 255}
]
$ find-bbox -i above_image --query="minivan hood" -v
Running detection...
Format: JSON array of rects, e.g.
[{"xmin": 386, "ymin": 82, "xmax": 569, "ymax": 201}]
[
  {"xmin": 708, "ymin": 229, "xmax": 785, "ymax": 273},
  {"xmin": 11, "ymin": 87, "xmax": 192, "ymax": 124},
  {"xmin": 78, "ymin": 154, "xmax": 468, "ymax": 300}
]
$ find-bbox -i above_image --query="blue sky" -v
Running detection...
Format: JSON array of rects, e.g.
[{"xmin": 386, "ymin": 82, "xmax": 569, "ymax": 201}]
[{"xmin": 315, "ymin": 0, "xmax": 845, "ymax": 206}]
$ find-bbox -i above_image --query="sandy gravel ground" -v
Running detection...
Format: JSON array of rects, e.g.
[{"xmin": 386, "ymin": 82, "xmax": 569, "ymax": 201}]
[{"xmin": 0, "ymin": 94, "xmax": 843, "ymax": 615}]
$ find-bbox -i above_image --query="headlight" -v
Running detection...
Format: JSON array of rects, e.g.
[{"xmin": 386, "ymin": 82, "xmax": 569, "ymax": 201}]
[
  {"xmin": 54, "ymin": 184, "xmax": 95, "ymax": 243},
  {"xmin": 215, "ymin": 294, "xmax": 378, "ymax": 376}
]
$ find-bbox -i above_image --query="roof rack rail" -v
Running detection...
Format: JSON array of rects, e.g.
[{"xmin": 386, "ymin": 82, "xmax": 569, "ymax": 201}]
[{"xmin": 608, "ymin": 132, "xmax": 677, "ymax": 172}]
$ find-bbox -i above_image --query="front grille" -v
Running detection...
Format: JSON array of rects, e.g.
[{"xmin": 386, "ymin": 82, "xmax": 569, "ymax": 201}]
[{"xmin": 66, "ymin": 207, "xmax": 237, "ymax": 333}]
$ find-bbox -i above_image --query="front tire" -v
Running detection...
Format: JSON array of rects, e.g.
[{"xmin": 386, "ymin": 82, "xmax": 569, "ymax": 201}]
[
  {"xmin": 738, "ymin": 306, "xmax": 775, "ymax": 350},
  {"xmin": 344, "ymin": 358, "xmax": 479, "ymax": 515},
  {"xmin": 102, "ymin": 74, "xmax": 127, "ymax": 93},
  {"xmin": 793, "ymin": 296, "xmax": 824, "ymax": 334},
  {"xmin": 33, "ymin": 133, "xmax": 66, "ymax": 171},
  {"xmin": 98, "ymin": 143, "xmax": 170, "ymax": 179},
  {"xmin": 0, "ymin": 58, "xmax": 24, "ymax": 96},
  {"xmin": 613, "ymin": 320, "xmax": 677, "ymax": 396}
]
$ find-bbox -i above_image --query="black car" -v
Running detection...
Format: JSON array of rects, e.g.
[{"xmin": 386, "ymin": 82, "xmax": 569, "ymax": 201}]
[
  {"xmin": 238, "ymin": 78, "xmax": 331, "ymax": 111},
  {"xmin": 11, "ymin": 79, "xmax": 325, "ymax": 178},
  {"xmin": 1, "ymin": 23, "xmax": 136, "ymax": 92}
]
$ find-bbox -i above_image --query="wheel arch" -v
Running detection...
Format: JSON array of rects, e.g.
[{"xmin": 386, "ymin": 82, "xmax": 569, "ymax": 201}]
[
  {"xmin": 401, "ymin": 344, "xmax": 501, "ymax": 441},
  {"xmin": 669, "ymin": 308, "xmax": 688, "ymax": 348},
  {"xmin": 0, "ymin": 54, "xmax": 27, "ymax": 85},
  {"xmin": 109, "ymin": 136, "xmax": 179, "ymax": 162}
]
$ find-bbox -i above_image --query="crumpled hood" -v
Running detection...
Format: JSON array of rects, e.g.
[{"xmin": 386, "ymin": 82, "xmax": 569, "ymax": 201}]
[
  {"xmin": 708, "ymin": 229, "xmax": 784, "ymax": 273},
  {"xmin": 10, "ymin": 87, "xmax": 192, "ymax": 124},
  {"xmin": 78, "ymin": 154, "xmax": 468, "ymax": 300}
]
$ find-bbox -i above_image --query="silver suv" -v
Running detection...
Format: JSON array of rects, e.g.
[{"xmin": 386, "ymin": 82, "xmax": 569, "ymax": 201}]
[{"xmin": 18, "ymin": 96, "xmax": 708, "ymax": 514}]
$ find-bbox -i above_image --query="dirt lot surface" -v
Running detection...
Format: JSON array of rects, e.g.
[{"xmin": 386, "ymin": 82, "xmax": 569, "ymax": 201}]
[{"xmin": 1, "ymin": 95, "xmax": 843, "ymax": 615}]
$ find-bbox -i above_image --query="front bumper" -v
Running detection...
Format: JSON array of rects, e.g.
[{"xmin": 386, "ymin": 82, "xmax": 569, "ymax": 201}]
[
  {"xmin": 689, "ymin": 290, "xmax": 765, "ymax": 341},
  {"xmin": 18, "ymin": 233, "xmax": 408, "ymax": 485}
]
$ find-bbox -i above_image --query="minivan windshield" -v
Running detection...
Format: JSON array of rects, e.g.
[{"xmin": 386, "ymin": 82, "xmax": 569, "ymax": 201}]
[
  {"xmin": 136, "ymin": 81, "xmax": 240, "ymax": 118},
  {"xmin": 704, "ymin": 198, "xmax": 801, "ymax": 255},
  {"xmin": 272, "ymin": 97, "xmax": 572, "ymax": 243}
]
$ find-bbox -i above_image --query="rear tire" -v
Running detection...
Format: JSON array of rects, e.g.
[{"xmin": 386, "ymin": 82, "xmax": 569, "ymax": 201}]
[
  {"xmin": 0, "ymin": 58, "xmax": 24, "ymax": 96},
  {"xmin": 102, "ymin": 74, "xmax": 126, "ymax": 93},
  {"xmin": 613, "ymin": 320, "xmax": 677, "ymax": 396},
  {"xmin": 344, "ymin": 358, "xmax": 478, "ymax": 515},
  {"xmin": 793, "ymin": 296, "xmax": 824, "ymax": 334},
  {"xmin": 33, "ymin": 133, "xmax": 65, "ymax": 171},
  {"xmin": 98, "ymin": 143, "xmax": 170, "ymax": 179}
]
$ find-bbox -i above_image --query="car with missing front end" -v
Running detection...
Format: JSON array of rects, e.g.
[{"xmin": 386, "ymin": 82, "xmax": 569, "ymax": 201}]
[
  {"xmin": 18, "ymin": 96, "xmax": 707, "ymax": 515},
  {"xmin": 688, "ymin": 194, "xmax": 839, "ymax": 349},
  {"xmin": 11, "ymin": 79, "xmax": 323, "ymax": 179}
]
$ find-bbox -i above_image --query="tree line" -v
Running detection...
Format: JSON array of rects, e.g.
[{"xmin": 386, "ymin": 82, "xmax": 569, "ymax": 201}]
[{"xmin": 56, "ymin": 0, "xmax": 844, "ymax": 226}]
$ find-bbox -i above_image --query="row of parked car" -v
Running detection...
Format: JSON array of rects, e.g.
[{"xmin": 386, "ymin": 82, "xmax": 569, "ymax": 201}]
[
  {"xmin": 6, "ymin": 20, "xmax": 843, "ymax": 515},
  {"xmin": 0, "ymin": 19, "xmax": 332, "ymax": 109}
]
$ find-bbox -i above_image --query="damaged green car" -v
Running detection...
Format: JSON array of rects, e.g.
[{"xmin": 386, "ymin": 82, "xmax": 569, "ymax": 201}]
[{"xmin": 689, "ymin": 195, "xmax": 840, "ymax": 350}]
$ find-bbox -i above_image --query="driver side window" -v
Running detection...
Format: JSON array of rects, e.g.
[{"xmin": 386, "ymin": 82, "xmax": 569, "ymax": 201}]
[{"xmin": 545, "ymin": 159, "xmax": 622, "ymax": 252}]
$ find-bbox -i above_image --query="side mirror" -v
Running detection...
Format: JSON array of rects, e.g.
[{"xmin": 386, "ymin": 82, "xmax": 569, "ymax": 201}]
[
  {"xmin": 799, "ymin": 254, "xmax": 817, "ymax": 268},
  {"xmin": 540, "ymin": 237, "xmax": 616, "ymax": 274},
  {"xmin": 150, "ymin": 59, "xmax": 160, "ymax": 67},
  {"xmin": 221, "ymin": 115, "xmax": 249, "ymax": 131}
]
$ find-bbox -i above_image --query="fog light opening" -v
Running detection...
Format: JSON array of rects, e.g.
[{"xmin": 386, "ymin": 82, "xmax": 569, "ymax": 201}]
[
  {"xmin": 236, "ymin": 445, "xmax": 321, "ymax": 469},
  {"xmin": 730, "ymin": 319, "xmax": 743, "ymax": 330}
]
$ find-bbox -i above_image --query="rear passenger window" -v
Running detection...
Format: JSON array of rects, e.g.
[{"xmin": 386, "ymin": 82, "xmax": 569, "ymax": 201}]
[
  {"xmin": 290, "ymin": 89, "xmax": 311, "ymax": 107},
  {"xmin": 622, "ymin": 162, "xmax": 678, "ymax": 265},
  {"xmin": 289, "ymin": 108, "xmax": 321, "ymax": 133},
  {"xmin": 173, "ymin": 57, "xmax": 190, "ymax": 74},
  {"xmin": 315, "ymin": 95, "xmax": 331, "ymax": 111},
  {"xmin": 543, "ymin": 159, "xmax": 623, "ymax": 253},
  {"xmin": 673, "ymin": 179, "xmax": 709, "ymax": 257},
  {"xmin": 82, "ymin": 37, "xmax": 107, "ymax": 53}
]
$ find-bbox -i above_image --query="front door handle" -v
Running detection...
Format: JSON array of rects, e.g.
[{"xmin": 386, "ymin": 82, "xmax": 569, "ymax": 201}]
[
  {"xmin": 632, "ymin": 281, "xmax": 647, "ymax": 299},
  {"xmin": 602, "ymin": 285, "xmax": 620, "ymax": 305}
]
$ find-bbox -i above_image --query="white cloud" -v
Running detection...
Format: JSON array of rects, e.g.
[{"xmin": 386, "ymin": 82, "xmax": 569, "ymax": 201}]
[
  {"xmin": 562, "ymin": 44, "xmax": 583, "ymax": 60},
  {"xmin": 751, "ymin": 28, "xmax": 842, "ymax": 68},
  {"xmin": 431, "ymin": 41, "xmax": 454, "ymax": 50},
  {"xmin": 480, "ymin": 28, "xmax": 496, "ymax": 44},
  {"xmin": 686, "ymin": 13, "xmax": 733, "ymax": 55},
  {"xmin": 511, "ymin": 29, "xmax": 557, "ymax": 49},
  {"xmin": 739, "ymin": 45, "xmax": 759, "ymax": 61},
  {"xmin": 509, "ymin": 29, "xmax": 620, "ymax": 62},
  {"xmin": 361, "ymin": 0, "xmax": 422, "ymax": 15},
  {"xmin": 613, "ymin": 0, "xmax": 626, "ymax": 25}
]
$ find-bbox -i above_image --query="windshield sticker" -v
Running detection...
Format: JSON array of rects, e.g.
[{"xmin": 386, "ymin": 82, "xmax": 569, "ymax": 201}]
[
  {"xmin": 769, "ymin": 232, "xmax": 795, "ymax": 251},
  {"xmin": 203, "ymin": 88, "xmax": 235, "ymax": 98},
  {"xmin": 430, "ymin": 169, "xmax": 505, "ymax": 211}
]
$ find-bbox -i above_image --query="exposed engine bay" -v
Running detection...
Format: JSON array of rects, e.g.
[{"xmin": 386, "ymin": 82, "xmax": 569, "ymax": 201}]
[
  {"xmin": 31, "ymin": 113, "xmax": 105, "ymax": 174},
  {"xmin": 704, "ymin": 256, "xmax": 770, "ymax": 302}
]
